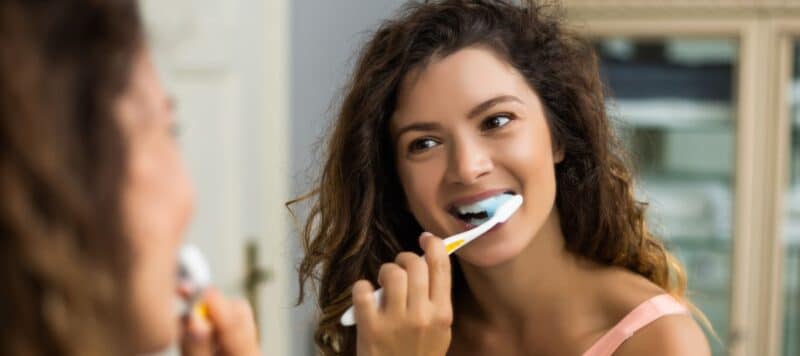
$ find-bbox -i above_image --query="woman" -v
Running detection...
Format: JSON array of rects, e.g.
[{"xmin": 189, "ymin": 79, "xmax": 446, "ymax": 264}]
[
  {"xmin": 296, "ymin": 1, "xmax": 711, "ymax": 355},
  {"xmin": 0, "ymin": 1, "xmax": 259, "ymax": 354}
]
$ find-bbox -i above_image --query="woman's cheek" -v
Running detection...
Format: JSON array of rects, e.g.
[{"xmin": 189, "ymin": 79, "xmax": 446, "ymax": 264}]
[{"xmin": 400, "ymin": 160, "xmax": 443, "ymax": 232}]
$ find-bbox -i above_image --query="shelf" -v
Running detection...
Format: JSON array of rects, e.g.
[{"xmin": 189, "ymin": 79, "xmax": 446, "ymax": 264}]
[{"xmin": 609, "ymin": 98, "xmax": 733, "ymax": 130}]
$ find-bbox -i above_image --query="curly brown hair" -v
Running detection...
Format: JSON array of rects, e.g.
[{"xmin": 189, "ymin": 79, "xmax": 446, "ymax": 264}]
[
  {"xmin": 0, "ymin": 0, "xmax": 143, "ymax": 355},
  {"xmin": 293, "ymin": 1, "xmax": 701, "ymax": 354}
]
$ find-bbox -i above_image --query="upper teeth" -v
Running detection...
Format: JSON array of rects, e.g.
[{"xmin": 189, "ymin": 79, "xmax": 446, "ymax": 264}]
[{"xmin": 455, "ymin": 194, "xmax": 510, "ymax": 215}]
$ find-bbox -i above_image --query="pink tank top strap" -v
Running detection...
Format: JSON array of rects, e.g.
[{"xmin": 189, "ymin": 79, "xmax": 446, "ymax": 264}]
[{"xmin": 582, "ymin": 294, "xmax": 689, "ymax": 356}]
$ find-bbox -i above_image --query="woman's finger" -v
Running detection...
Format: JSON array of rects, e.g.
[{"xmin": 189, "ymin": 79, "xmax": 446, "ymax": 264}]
[
  {"xmin": 179, "ymin": 308, "xmax": 214, "ymax": 356},
  {"xmin": 216, "ymin": 299, "xmax": 259, "ymax": 356},
  {"xmin": 203, "ymin": 288, "xmax": 260, "ymax": 356},
  {"xmin": 377, "ymin": 262, "xmax": 407, "ymax": 317},
  {"xmin": 394, "ymin": 251, "xmax": 428, "ymax": 312},
  {"xmin": 420, "ymin": 232, "xmax": 451, "ymax": 306},
  {"xmin": 352, "ymin": 280, "xmax": 379, "ymax": 327}
]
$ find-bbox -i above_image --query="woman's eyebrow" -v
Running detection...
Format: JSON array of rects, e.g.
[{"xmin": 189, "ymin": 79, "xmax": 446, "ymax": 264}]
[
  {"xmin": 394, "ymin": 121, "xmax": 443, "ymax": 141},
  {"xmin": 393, "ymin": 95, "xmax": 522, "ymax": 140},
  {"xmin": 467, "ymin": 95, "xmax": 523, "ymax": 119}
]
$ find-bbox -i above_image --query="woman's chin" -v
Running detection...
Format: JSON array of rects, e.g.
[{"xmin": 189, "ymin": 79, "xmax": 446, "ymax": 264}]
[
  {"xmin": 454, "ymin": 231, "xmax": 531, "ymax": 268},
  {"xmin": 131, "ymin": 301, "xmax": 180, "ymax": 353},
  {"xmin": 135, "ymin": 323, "xmax": 178, "ymax": 354}
]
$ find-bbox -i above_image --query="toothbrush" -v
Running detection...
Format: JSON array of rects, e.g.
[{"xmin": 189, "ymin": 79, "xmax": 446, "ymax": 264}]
[
  {"xmin": 178, "ymin": 243, "xmax": 212, "ymax": 318},
  {"xmin": 339, "ymin": 194, "xmax": 523, "ymax": 326}
]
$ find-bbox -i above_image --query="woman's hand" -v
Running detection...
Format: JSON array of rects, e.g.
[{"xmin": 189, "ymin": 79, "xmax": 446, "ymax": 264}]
[
  {"xmin": 180, "ymin": 288, "xmax": 260, "ymax": 356},
  {"xmin": 353, "ymin": 232, "xmax": 453, "ymax": 356}
]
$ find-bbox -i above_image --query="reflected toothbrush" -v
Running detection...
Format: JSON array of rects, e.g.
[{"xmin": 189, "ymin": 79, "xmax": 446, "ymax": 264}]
[
  {"xmin": 178, "ymin": 243, "xmax": 212, "ymax": 319},
  {"xmin": 339, "ymin": 194, "xmax": 523, "ymax": 326}
]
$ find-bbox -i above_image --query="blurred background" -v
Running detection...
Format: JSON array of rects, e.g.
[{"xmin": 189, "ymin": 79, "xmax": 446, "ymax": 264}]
[{"xmin": 140, "ymin": 1, "xmax": 800, "ymax": 355}]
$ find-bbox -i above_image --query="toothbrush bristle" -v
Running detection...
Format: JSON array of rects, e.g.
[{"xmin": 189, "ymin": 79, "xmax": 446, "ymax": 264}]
[{"xmin": 179, "ymin": 244, "xmax": 211, "ymax": 288}]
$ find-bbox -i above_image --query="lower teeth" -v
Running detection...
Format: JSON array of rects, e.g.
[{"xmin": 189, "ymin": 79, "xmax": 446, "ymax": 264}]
[
  {"xmin": 455, "ymin": 211, "xmax": 490, "ymax": 226},
  {"xmin": 467, "ymin": 217, "xmax": 489, "ymax": 226}
]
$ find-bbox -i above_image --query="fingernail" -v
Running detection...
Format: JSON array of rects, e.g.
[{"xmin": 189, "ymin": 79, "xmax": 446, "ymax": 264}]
[{"xmin": 419, "ymin": 232, "xmax": 433, "ymax": 244}]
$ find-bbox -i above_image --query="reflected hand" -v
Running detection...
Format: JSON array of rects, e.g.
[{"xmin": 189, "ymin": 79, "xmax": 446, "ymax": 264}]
[{"xmin": 180, "ymin": 288, "xmax": 260, "ymax": 356}]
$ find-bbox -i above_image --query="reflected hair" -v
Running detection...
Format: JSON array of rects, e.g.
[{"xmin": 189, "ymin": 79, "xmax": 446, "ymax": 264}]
[{"xmin": 0, "ymin": 0, "xmax": 143, "ymax": 354}]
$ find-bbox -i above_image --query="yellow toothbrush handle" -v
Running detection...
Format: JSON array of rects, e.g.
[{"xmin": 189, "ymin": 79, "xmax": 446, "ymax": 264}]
[
  {"xmin": 445, "ymin": 239, "xmax": 465, "ymax": 254},
  {"xmin": 193, "ymin": 301, "xmax": 210, "ymax": 320}
]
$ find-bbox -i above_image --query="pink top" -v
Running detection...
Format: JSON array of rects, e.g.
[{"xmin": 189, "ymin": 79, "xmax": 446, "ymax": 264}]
[{"xmin": 582, "ymin": 294, "xmax": 689, "ymax": 356}]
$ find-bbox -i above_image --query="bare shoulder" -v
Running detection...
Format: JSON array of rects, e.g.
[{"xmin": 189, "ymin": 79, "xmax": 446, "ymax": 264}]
[
  {"xmin": 584, "ymin": 267, "xmax": 711, "ymax": 355},
  {"xmin": 592, "ymin": 268, "xmax": 710, "ymax": 355},
  {"xmin": 594, "ymin": 267, "xmax": 666, "ymax": 316},
  {"xmin": 613, "ymin": 312, "xmax": 711, "ymax": 356}
]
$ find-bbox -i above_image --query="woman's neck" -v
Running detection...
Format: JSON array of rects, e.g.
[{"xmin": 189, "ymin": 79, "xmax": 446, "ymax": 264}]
[{"xmin": 455, "ymin": 207, "xmax": 600, "ymax": 331}]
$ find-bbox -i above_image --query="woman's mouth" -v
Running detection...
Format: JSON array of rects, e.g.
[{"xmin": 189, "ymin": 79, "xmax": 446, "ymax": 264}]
[{"xmin": 448, "ymin": 191, "xmax": 516, "ymax": 226}]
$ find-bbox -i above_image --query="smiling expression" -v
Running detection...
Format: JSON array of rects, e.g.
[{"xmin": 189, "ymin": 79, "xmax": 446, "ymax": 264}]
[{"xmin": 391, "ymin": 46, "xmax": 563, "ymax": 267}]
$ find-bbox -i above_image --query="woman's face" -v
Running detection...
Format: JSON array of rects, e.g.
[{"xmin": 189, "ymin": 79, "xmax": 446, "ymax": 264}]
[
  {"xmin": 391, "ymin": 47, "xmax": 562, "ymax": 267},
  {"xmin": 116, "ymin": 49, "xmax": 194, "ymax": 351}
]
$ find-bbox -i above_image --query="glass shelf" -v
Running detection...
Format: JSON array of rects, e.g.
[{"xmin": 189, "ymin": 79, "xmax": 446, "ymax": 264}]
[{"xmin": 781, "ymin": 40, "xmax": 800, "ymax": 356}]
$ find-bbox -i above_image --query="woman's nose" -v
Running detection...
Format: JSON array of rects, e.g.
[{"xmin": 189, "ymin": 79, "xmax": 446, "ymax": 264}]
[{"xmin": 445, "ymin": 138, "xmax": 494, "ymax": 185}]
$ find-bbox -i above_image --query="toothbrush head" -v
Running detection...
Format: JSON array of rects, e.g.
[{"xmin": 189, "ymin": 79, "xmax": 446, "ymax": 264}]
[
  {"xmin": 492, "ymin": 194, "xmax": 523, "ymax": 223},
  {"xmin": 482, "ymin": 193, "xmax": 513, "ymax": 218},
  {"xmin": 178, "ymin": 244, "xmax": 211, "ymax": 292}
]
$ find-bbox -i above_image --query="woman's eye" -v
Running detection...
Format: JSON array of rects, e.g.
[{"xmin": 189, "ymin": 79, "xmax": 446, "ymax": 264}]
[
  {"xmin": 481, "ymin": 115, "xmax": 512, "ymax": 130},
  {"xmin": 408, "ymin": 137, "xmax": 438, "ymax": 153}
]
